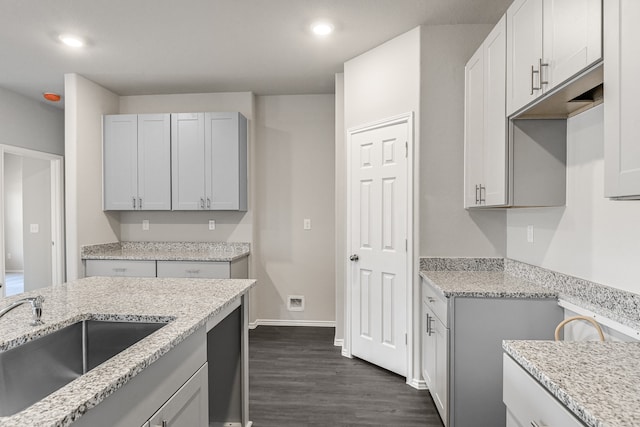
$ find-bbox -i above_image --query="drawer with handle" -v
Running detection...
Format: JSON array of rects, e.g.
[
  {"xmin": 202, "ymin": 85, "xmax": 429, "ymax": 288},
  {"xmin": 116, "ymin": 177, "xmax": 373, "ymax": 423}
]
[
  {"xmin": 156, "ymin": 261, "xmax": 231, "ymax": 279},
  {"xmin": 421, "ymin": 277, "xmax": 448, "ymax": 327},
  {"xmin": 85, "ymin": 260, "xmax": 157, "ymax": 277}
]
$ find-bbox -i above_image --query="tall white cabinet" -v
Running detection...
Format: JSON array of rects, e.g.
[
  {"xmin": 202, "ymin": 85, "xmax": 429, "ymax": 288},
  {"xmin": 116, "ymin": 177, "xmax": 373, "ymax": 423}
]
[
  {"xmin": 172, "ymin": 112, "xmax": 248, "ymax": 211},
  {"xmin": 506, "ymin": 0, "xmax": 602, "ymax": 115},
  {"xmin": 103, "ymin": 114, "xmax": 171, "ymax": 211},
  {"xmin": 604, "ymin": 0, "xmax": 640, "ymax": 199},
  {"xmin": 464, "ymin": 16, "xmax": 507, "ymax": 208}
]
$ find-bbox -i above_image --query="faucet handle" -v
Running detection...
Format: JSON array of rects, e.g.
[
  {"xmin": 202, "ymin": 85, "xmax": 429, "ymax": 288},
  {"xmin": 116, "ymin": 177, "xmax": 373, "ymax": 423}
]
[{"xmin": 29, "ymin": 296, "xmax": 44, "ymax": 326}]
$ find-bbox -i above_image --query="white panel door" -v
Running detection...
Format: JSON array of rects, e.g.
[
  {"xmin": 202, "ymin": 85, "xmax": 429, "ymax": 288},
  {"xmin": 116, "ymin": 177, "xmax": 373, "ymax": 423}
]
[
  {"xmin": 103, "ymin": 114, "xmax": 137, "ymax": 210},
  {"xmin": 137, "ymin": 114, "xmax": 171, "ymax": 210},
  {"xmin": 350, "ymin": 120, "xmax": 408, "ymax": 377},
  {"xmin": 171, "ymin": 113, "xmax": 205, "ymax": 210}
]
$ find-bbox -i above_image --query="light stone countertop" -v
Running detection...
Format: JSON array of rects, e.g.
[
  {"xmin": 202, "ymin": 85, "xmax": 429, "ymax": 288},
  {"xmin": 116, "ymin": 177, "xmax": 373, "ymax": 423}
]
[
  {"xmin": 419, "ymin": 270, "xmax": 558, "ymax": 299},
  {"xmin": 81, "ymin": 241, "xmax": 250, "ymax": 262},
  {"xmin": 0, "ymin": 276, "xmax": 255, "ymax": 427},
  {"xmin": 503, "ymin": 340, "xmax": 640, "ymax": 427}
]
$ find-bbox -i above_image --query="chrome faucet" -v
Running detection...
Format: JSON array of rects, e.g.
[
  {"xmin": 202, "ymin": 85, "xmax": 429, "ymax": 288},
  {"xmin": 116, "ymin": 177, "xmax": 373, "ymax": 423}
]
[{"xmin": 0, "ymin": 296, "xmax": 45, "ymax": 326}]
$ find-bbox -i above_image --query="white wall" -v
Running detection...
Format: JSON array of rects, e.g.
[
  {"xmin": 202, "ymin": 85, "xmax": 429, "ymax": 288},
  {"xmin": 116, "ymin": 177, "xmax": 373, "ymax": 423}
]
[
  {"xmin": 0, "ymin": 87, "xmax": 64, "ymax": 156},
  {"xmin": 118, "ymin": 92, "xmax": 255, "ymax": 244},
  {"xmin": 4, "ymin": 154, "xmax": 24, "ymax": 271},
  {"xmin": 22, "ymin": 156, "xmax": 52, "ymax": 291},
  {"xmin": 64, "ymin": 73, "xmax": 121, "ymax": 280},
  {"xmin": 508, "ymin": 104, "xmax": 640, "ymax": 296},
  {"xmin": 253, "ymin": 94, "xmax": 335, "ymax": 324},
  {"xmin": 419, "ymin": 24, "xmax": 505, "ymax": 257}
]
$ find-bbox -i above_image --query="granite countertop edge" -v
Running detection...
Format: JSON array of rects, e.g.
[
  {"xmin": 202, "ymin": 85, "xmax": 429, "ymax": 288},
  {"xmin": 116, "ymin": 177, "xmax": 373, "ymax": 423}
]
[
  {"xmin": 80, "ymin": 241, "xmax": 251, "ymax": 263},
  {"xmin": 418, "ymin": 270, "xmax": 559, "ymax": 299},
  {"xmin": 503, "ymin": 341, "xmax": 603, "ymax": 427},
  {"xmin": 0, "ymin": 277, "xmax": 256, "ymax": 427}
]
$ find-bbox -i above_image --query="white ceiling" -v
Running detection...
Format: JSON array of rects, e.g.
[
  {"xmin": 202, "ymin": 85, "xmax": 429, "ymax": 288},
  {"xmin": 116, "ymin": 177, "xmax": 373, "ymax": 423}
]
[{"xmin": 0, "ymin": 0, "xmax": 512, "ymax": 106}]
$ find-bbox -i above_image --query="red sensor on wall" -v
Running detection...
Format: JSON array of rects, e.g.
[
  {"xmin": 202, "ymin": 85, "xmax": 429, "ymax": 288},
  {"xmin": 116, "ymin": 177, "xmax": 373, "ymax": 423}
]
[{"xmin": 43, "ymin": 92, "xmax": 61, "ymax": 102}]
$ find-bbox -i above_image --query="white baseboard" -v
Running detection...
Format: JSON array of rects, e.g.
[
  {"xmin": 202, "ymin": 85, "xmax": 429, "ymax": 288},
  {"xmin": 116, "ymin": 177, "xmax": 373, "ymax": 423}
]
[
  {"xmin": 408, "ymin": 378, "xmax": 427, "ymax": 390},
  {"xmin": 249, "ymin": 319, "xmax": 336, "ymax": 329},
  {"xmin": 341, "ymin": 348, "xmax": 352, "ymax": 358},
  {"xmin": 333, "ymin": 338, "xmax": 344, "ymax": 347}
]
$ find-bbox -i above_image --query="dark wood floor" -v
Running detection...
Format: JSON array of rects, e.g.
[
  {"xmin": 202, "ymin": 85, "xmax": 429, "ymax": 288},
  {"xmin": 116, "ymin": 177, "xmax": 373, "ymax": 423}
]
[{"xmin": 249, "ymin": 326, "xmax": 444, "ymax": 427}]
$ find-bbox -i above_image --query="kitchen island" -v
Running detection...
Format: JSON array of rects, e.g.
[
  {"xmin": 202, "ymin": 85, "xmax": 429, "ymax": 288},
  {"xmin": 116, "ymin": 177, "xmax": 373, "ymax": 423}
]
[{"xmin": 0, "ymin": 276, "xmax": 255, "ymax": 426}]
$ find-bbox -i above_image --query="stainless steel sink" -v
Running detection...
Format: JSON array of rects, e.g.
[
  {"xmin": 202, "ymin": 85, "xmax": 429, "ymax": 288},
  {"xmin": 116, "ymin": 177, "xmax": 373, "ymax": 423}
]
[{"xmin": 0, "ymin": 319, "xmax": 167, "ymax": 417}]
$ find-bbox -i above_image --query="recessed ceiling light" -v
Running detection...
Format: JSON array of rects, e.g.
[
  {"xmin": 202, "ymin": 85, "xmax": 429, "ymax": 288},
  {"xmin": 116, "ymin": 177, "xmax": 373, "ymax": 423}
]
[
  {"xmin": 311, "ymin": 22, "xmax": 334, "ymax": 37},
  {"xmin": 59, "ymin": 34, "xmax": 85, "ymax": 48}
]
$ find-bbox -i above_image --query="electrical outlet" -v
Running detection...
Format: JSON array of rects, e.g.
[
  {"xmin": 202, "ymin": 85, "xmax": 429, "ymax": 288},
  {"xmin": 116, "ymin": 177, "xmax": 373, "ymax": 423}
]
[
  {"xmin": 142, "ymin": 220, "xmax": 149, "ymax": 231},
  {"xmin": 527, "ymin": 225, "xmax": 534, "ymax": 243},
  {"xmin": 287, "ymin": 295, "xmax": 305, "ymax": 311},
  {"xmin": 303, "ymin": 219, "xmax": 311, "ymax": 230},
  {"xmin": 209, "ymin": 220, "xmax": 216, "ymax": 230}
]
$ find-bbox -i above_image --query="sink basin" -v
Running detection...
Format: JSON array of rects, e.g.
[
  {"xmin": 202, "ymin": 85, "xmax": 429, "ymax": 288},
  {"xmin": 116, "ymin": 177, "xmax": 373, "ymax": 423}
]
[{"xmin": 0, "ymin": 319, "xmax": 167, "ymax": 417}]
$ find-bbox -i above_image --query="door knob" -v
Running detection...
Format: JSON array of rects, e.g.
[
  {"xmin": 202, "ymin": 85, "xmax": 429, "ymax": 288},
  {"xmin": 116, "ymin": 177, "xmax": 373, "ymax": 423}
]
[{"xmin": 349, "ymin": 254, "xmax": 359, "ymax": 261}]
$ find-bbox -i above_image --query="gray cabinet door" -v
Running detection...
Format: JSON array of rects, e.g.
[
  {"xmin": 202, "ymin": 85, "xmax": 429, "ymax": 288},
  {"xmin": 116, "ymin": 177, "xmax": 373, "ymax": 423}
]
[
  {"xmin": 138, "ymin": 114, "xmax": 171, "ymax": 210},
  {"xmin": 205, "ymin": 112, "xmax": 248, "ymax": 211},
  {"xmin": 104, "ymin": 114, "xmax": 138, "ymax": 210},
  {"xmin": 172, "ymin": 113, "xmax": 206, "ymax": 210},
  {"xmin": 147, "ymin": 363, "xmax": 208, "ymax": 427}
]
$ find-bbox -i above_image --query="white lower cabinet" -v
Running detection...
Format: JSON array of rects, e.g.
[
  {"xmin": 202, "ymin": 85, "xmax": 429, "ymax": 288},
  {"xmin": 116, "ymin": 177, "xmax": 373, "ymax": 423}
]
[
  {"xmin": 503, "ymin": 355, "xmax": 584, "ymax": 427},
  {"xmin": 145, "ymin": 363, "xmax": 208, "ymax": 427},
  {"xmin": 421, "ymin": 277, "xmax": 564, "ymax": 427},
  {"xmin": 422, "ymin": 281, "xmax": 449, "ymax": 426},
  {"xmin": 85, "ymin": 258, "xmax": 248, "ymax": 279}
]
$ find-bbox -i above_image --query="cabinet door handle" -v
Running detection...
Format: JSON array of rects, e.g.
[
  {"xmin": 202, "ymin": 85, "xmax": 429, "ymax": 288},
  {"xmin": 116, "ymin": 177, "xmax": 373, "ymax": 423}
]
[
  {"xmin": 480, "ymin": 184, "xmax": 486, "ymax": 204},
  {"xmin": 531, "ymin": 65, "xmax": 541, "ymax": 94},
  {"xmin": 206, "ymin": 197, "xmax": 211, "ymax": 208},
  {"xmin": 539, "ymin": 58, "xmax": 549, "ymax": 86},
  {"xmin": 113, "ymin": 268, "xmax": 127, "ymax": 273},
  {"xmin": 139, "ymin": 197, "xmax": 142, "ymax": 209},
  {"xmin": 426, "ymin": 313, "xmax": 435, "ymax": 336},
  {"xmin": 200, "ymin": 198, "xmax": 205, "ymax": 209},
  {"xmin": 133, "ymin": 197, "xmax": 136, "ymax": 209},
  {"xmin": 475, "ymin": 184, "xmax": 480, "ymax": 204},
  {"xmin": 185, "ymin": 269, "xmax": 201, "ymax": 274}
]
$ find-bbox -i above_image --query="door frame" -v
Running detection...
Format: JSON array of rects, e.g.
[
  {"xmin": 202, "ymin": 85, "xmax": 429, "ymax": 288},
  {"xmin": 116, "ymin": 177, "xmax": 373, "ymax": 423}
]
[
  {"xmin": 344, "ymin": 112, "xmax": 416, "ymax": 385},
  {"xmin": 0, "ymin": 145, "xmax": 65, "ymax": 296}
]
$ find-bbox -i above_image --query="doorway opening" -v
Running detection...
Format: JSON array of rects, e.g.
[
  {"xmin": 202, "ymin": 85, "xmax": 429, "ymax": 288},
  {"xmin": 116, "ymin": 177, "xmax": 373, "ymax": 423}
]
[{"xmin": 0, "ymin": 145, "xmax": 64, "ymax": 297}]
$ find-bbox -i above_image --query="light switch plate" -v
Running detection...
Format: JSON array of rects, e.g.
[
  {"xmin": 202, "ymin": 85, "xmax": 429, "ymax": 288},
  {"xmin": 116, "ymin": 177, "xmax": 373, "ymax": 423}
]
[
  {"xmin": 209, "ymin": 220, "xmax": 216, "ymax": 230},
  {"xmin": 142, "ymin": 220, "xmax": 149, "ymax": 231},
  {"xmin": 527, "ymin": 225, "xmax": 534, "ymax": 243},
  {"xmin": 30, "ymin": 224, "xmax": 39, "ymax": 233},
  {"xmin": 303, "ymin": 219, "xmax": 311, "ymax": 230}
]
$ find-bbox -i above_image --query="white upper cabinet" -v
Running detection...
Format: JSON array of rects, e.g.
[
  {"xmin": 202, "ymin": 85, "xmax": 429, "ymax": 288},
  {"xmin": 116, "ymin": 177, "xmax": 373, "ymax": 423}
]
[
  {"xmin": 171, "ymin": 113, "xmax": 207, "ymax": 210},
  {"xmin": 205, "ymin": 112, "xmax": 248, "ymax": 211},
  {"xmin": 604, "ymin": 0, "xmax": 640, "ymax": 198},
  {"xmin": 506, "ymin": 0, "xmax": 543, "ymax": 116},
  {"xmin": 172, "ymin": 112, "xmax": 248, "ymax": 211},
  {"xmin": 103, "ymin": 114, "xmax": 171, "ymax": 211},
  {"xmin": 507, "ymin": 0, "xmax": 602, "ymax": 115},
  {"xmin": 465, "ymin": 16, "xmax": 508, "ymax": 208}
]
